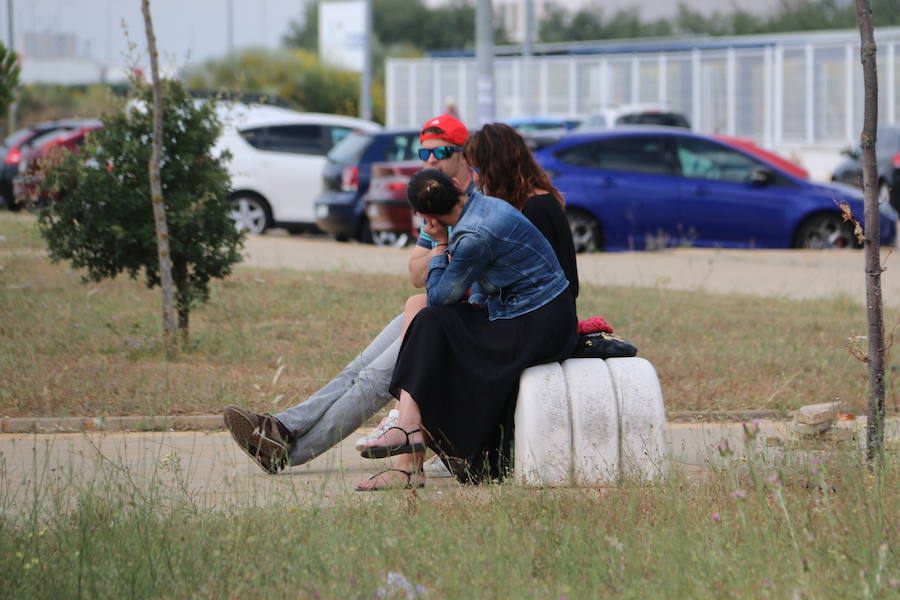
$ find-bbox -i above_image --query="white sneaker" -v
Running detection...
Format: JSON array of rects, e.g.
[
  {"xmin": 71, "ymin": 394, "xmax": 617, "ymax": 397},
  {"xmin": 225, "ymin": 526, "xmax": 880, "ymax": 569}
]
[
  {"xmin": 355, "ymin": 409, "xmax": 399, "ymax": 451},
  {"xmin": 423, "ymin": 454, "xmax": 453, "ymax": 478}
]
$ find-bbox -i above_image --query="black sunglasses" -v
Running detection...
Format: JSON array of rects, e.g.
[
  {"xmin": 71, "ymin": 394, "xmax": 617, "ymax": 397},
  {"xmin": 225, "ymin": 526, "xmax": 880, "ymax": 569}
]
[{"xmin": 418, "ymin": 146, "xmax": 462, "ymax": 161}]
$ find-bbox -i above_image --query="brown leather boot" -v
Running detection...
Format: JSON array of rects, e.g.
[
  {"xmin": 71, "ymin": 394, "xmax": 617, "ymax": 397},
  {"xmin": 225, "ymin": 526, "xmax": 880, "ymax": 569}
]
[{"xmin": 223, "ymin": 405, "xmax": 290, "ymax": 474}]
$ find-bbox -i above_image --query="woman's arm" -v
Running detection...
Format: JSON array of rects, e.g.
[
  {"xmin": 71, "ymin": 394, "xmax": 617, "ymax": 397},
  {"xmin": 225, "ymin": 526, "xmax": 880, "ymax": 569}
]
[{"xmin": 425, "ymin": 233, "xmax": 491, "ymax": 306}]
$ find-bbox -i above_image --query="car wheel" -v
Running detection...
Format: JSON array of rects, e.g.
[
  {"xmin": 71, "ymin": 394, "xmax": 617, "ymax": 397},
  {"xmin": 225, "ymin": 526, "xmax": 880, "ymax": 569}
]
[
  {"xmin": 794, "ymin": 213, "xmax": 857, "ymax": 249},
  {"xmin": 371, "ymin": 231, "xmax": 411, "ymax": 248},
  {"xmin": 229, "ymin": 193, "xmax": 270, "ymax": 234},
  {"xmin": 357, "ymin": 216, "xmax": 374, "ymax": 244},
  {"xmin": 566, "ymin": 208, "xmax": 602, "ymax": 253}
]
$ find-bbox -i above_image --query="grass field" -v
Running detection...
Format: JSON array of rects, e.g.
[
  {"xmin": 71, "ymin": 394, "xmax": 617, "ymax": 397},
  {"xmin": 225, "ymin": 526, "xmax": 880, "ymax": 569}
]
[
  {"xmin": 1, "ymin": 212, "xmax": 898, "ymax": 418},
  {"xmin": 2, "ymin": 213, "xmax": 899, "ymax": 598},
  {"xmin": 0, "ymin": 438, "xmax": 896, "ymax": 598}
]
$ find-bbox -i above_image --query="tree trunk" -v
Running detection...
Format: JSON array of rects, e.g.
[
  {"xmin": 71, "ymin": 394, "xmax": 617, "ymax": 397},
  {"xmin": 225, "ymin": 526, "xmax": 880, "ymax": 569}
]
[
  {"xmin": 140, "ymin": 0, "xmax": 178, "ymax": 353},
  {"xmin": 855, "ymin": 0, "xmax": 886, "ymax": 461}
]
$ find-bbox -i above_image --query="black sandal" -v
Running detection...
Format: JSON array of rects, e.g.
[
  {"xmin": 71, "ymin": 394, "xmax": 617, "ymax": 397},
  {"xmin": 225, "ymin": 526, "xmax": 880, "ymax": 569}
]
[
  {"xmin": 359, "ymin": 426, "xmax": 427, "ymax": 458},
  {"xmin": 355, "ymin": 468, "xmax": 425, "ymax": 491}
]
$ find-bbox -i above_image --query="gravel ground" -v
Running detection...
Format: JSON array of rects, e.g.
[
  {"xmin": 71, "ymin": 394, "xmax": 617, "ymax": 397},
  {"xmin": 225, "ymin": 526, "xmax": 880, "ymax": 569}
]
[{"xmin": 242, "ymin": 234, "xmax": 900, "ymax": 307}]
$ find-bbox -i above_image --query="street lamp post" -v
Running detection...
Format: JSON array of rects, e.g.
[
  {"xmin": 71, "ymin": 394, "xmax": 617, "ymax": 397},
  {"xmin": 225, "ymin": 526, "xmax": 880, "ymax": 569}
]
[{"xmin": 360, "ymin": 0, "xmax": 373, "ymax": 121}]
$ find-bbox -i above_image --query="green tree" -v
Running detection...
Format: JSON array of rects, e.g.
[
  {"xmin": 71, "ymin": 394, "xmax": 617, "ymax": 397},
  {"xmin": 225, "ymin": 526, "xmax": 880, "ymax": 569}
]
[
  {"xmin": 0, "ymin": 41, "xmax": 20, "ymax": 125},
  {"xmin": 283, "ymin": 0, "xmax": 507, "ymax": 53},
  {"xmin": 539, "ymin": 5, "xmax": 671, "ymax": 43},
  {"xmin": 37, "ymin": 79, "xmax": 243, "ymax": 340},
  {"xmin": 538, "ymin": 0, "xmax": 900, "ymax": 43},
  {"xmin": 186, "ymin": 48, "xmax": 387, "ymax": 121},
  {"xmin": 282, "ymin": 0, "xmax": 319, "ymax": 51}
]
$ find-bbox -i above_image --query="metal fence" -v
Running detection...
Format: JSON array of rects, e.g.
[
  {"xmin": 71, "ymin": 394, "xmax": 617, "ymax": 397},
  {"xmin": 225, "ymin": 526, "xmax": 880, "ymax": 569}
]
[{"xmin": 386, "ymin": 27, "xmax": 900, "ymax": 150}]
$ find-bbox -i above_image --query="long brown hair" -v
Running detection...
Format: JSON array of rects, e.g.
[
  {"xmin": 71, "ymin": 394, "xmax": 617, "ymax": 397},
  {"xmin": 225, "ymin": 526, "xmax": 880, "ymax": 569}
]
[{"xmin": 462, "ymin": 122, "xmax": 564, "ymax": 210}]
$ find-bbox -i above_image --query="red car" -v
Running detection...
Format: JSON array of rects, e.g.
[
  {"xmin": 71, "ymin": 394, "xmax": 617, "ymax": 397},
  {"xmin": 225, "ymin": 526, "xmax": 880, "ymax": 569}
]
[
  {"xmin": 12, "ymin": 121, "xmax": 102, "ymax": 207},
  {"xmin": 363, "ymin": 160, "xmax": 421, "ymax": 247}
]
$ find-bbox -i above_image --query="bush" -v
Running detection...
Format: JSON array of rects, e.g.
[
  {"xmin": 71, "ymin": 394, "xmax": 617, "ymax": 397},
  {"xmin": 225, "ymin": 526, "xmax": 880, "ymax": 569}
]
[{"xmin": 36, "ymin": 79, "xmax": 244, "ymax": 338}]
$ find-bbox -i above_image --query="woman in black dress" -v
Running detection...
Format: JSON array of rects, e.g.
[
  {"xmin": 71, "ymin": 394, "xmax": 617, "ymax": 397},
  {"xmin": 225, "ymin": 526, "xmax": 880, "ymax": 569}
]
[{"xmin": 357, "ymin": 127, "xmax": 580, "ymax": 491}]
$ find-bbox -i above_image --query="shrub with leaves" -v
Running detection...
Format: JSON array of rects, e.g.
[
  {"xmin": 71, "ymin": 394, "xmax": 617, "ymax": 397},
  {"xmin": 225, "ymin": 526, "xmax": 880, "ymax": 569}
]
[
  {"xmin": 0, "ymin": 41, "xmax": 20, "ymax": 120},
  {"xmin": 37, "ymin": 79, "xmax": 244, "ymax": 338}
]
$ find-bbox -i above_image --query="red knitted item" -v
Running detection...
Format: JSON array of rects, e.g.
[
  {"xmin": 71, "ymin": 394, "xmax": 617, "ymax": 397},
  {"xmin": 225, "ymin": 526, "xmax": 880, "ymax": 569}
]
[{"xmin": 577, "ymin": 315, "xmax": 614, "ymax": 335}]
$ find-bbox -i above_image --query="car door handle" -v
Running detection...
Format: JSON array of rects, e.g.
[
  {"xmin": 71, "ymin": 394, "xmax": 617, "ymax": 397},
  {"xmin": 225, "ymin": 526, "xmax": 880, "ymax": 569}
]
[
  {"xmin": 595, "ymin": 176, "xmax": 615, "ymax": 189},
  {"xmin": 693, "ymin": 185, "xmax": 710, "ymax": 196}
]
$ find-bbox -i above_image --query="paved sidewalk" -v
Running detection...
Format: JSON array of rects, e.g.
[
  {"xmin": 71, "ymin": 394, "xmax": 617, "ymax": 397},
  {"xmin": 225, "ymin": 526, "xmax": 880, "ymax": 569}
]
[{"xmin": 3, "ymin": 419, "xmax": 895, "ymax": 518}]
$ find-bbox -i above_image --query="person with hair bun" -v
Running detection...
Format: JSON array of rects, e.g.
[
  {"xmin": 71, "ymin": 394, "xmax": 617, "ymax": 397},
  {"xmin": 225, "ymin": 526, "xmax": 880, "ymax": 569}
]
[{"xmin": 356, "ymin": 167, "xmax": 578, "ymax": 490}]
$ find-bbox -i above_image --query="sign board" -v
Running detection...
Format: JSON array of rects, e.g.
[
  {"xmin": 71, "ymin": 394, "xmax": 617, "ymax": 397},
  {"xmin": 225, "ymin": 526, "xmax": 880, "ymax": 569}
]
[{"xmin": 319, "ymin": 0, "xmax": 365, "ymax": 72}]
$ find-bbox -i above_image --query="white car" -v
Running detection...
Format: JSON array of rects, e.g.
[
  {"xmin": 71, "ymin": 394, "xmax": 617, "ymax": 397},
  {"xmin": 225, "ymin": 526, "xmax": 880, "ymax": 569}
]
[
  {"xmin": 579, "ymin": 103, "xmax": 691, "ymax": 130},
  {"xmin": 214, "ymin": 104, "xmax": 381, "ymax": 234}
]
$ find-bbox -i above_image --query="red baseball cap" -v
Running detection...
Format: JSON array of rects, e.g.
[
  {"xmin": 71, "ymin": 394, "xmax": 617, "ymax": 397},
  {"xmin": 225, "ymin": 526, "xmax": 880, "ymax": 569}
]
[{"xmin": 420, "ymin": 114, "xmax": 468, "ymax": 146}]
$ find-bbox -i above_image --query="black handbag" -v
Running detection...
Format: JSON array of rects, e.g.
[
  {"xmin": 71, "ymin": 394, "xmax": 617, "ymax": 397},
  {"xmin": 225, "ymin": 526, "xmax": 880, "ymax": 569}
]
[{"xmin": 573, "ymin": 331, "xmax": 638, "ymax": 359}]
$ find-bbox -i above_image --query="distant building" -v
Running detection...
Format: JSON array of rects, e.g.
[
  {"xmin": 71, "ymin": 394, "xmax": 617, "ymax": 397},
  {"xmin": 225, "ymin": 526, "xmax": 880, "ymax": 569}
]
[
  {"xmin": 23, "ymin": 32, "xmax": 85, "ymax": 60},
  {"xmin": 423, "ymin": 0, "xmax": 785, "ymax": 43},
  {"xmin": 386, "ymin": 26, "xmax": 900, "ymax": 180},
  {"xmin": 18, "ymin": 30, "xmax": 179, "ymax": 85}
]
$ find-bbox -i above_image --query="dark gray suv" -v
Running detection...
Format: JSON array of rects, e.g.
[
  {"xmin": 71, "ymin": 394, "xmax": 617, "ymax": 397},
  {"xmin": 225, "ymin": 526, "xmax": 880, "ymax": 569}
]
[{"xmin": 831, "ymin": 124, "xmax": 900, "ymax": 213}]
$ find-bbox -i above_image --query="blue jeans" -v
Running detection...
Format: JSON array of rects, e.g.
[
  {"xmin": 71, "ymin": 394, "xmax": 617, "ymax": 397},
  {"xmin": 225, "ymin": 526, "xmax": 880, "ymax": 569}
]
[{"xmin": 273, "ymin": 313, "xmax": 402, "ymax": 466}]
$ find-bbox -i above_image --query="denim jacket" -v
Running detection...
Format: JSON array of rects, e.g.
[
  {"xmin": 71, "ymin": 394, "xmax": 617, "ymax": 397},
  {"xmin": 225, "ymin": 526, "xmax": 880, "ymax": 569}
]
[{"xmin": 426, "ymin": 189, "xmax": 570, "ymax": 320}]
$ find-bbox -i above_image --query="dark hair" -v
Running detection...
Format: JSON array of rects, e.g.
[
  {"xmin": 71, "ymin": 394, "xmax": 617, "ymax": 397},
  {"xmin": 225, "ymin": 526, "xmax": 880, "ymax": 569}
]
[
  {"xmin": 463, "ymin": 122, "xmax": 564, "ymax": 210},
  {"xmin": 407, "ymin": 168, "xmax": 460, "ymax": 215}
]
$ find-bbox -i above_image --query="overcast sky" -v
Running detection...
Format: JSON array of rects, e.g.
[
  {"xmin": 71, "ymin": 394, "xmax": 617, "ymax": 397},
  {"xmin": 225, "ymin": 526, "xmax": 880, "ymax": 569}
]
[{"xmin": 5, "ymin": 0, "xmax": 309, "ymax": 67}]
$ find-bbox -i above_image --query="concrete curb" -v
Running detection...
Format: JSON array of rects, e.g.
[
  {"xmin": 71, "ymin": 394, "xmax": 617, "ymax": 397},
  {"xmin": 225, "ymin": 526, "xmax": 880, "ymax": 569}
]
[{"xmin": 0, "ymin": 410, "xmax": 784, "ymax": 434}]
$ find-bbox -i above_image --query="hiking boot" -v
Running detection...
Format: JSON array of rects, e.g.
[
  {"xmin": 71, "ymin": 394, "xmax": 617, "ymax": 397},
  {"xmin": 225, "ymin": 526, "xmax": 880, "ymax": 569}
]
[{"xmin": 223, "ymin": 405, "xmax": 290, "ymax": 474}]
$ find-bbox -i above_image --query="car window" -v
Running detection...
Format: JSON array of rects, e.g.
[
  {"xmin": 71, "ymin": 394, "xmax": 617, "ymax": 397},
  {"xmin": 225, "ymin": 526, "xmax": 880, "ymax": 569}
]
[
  {"xmin": 264, "ymin": 124, "xmax": 327, "ymax": 155},
  {"xmin": 327, "ymin": 131, "xmax": 373, "ymax": 164},
  {"xmin": 383, "ymin": 134, "xmax": 421, "ymax": 162},
  {"xmin": 238, "ymin": 127, "xmax": 267, "ymax": 150},
  {"xmin": 26, "ymin": 130, "xmax": 71, "ymax": 150},
  {"xmin": 875, "ymin": 129, "xmax": 900, "ymax": 155},
  {"xmin": 556, "ymin": 137, "xmax": 672, "ymax": 175},
  {"xmin": 328, "ymin": 126, "xmax": 353, "ymax": 148},
  {"xmin": 616, "ymin": 112, "xmax": 691, "ymax": 128},
  {"xmin": 238, "ymin": 125, "xmax": 327, "ymax": 155},
  {"xmin": 677, "ymin": 137, "xmax": 761, "ymax": 183},
  {"xmin": 4, "ymin": 128, "xmax": 36, "ymax": 147},
  {"xmin": 586, "ymin": 114, "xmax": 607, "ymax": 128}
]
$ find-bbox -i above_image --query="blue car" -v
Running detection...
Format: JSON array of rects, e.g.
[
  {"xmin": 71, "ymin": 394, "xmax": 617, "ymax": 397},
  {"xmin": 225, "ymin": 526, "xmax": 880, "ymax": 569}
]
[
  {"xmin": 315, "ymin": 128, "xmax": 420, "ymax": 242},
  {"xmin": 534, "ymin": 127, "xmax": 897, "ymax": 252}
]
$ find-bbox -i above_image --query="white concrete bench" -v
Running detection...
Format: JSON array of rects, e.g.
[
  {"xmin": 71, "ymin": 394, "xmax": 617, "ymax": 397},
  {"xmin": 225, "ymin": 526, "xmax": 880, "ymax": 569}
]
[{"xmin": 514, "ymin": 357, "xmax": 667, "ymax": 486}]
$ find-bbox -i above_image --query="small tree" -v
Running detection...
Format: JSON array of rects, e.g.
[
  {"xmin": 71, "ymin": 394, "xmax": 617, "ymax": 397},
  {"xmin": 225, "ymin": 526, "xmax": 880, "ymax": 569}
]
[
  {"xmin": 37, "ymin": 79, "xmax": 244, "ymax": 342},
  {"xmin": 0, "ymin": 42, "xmax": 21, "ymax": 129},
  {"xmin": 854, "ymin": 0, "xmax": 886, "ymax": 460}
]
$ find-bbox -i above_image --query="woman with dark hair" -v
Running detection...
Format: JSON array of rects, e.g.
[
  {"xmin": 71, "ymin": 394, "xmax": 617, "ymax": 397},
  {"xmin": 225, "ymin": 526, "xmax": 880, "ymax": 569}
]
[
  {"xmin": 356, "ymin": 167, "xmax": 578, "ymax": 490},
  {"xmin": 463, "ymin": 122, "xmax": 578, "ymax": 299}
]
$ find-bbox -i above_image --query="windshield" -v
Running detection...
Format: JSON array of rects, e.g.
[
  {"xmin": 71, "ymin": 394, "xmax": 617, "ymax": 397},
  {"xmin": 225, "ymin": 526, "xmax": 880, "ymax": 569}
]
[
  {"xmin": 3, "ymin": 128, "xmax": 35, "ymax": 148},
  {"xmin": 327, "ymin": 131, "xmax": 372, "ymax": 164},
  {"xmin": 616, "ymin": 112, "xmax": 691, "ymax": 128},
  {"xmin": 26, "ymin": 130, "xmax": 70, "ymax": 150}
]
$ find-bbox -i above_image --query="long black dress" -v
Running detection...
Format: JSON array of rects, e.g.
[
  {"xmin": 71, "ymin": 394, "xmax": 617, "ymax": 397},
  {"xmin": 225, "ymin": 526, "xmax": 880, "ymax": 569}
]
[{"xmin": 389, "ymin": 193, "xmax": 581, "ymax": 483}]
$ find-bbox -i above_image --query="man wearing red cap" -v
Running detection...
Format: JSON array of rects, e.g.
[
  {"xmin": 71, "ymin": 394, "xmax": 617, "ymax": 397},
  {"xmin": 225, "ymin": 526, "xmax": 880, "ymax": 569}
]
[
  {"xmin": 223, "ymin": 114, "xmax": 471, "ymax": 476},
  {"xmin": 408, "ymin": 113, "xmax": 472, "ymax": 287}
]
